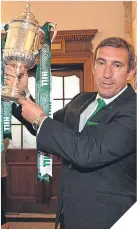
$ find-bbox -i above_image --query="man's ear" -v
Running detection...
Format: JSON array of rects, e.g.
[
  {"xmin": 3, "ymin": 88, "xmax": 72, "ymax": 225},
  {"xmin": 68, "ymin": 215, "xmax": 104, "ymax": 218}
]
[{"xmin": 127, "ymin": 69, "xmax": 136, "ymax": 81}]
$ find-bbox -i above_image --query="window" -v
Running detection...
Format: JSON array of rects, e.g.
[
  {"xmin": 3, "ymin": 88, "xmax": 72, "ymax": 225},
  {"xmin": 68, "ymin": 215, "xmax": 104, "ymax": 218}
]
[
  {"xmin": 52, "ymin": 74, "xmax": 80, "ymax": 112},
  {"xmin": 9, "ymin": 72, "xmax": 82, "ymax": 149}
]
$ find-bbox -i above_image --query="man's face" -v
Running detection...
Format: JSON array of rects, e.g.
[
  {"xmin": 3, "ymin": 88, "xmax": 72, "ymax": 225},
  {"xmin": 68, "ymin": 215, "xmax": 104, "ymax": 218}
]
[{"xmin": 93, "ymin": 46, "xmax": 134, "ymax": 98}]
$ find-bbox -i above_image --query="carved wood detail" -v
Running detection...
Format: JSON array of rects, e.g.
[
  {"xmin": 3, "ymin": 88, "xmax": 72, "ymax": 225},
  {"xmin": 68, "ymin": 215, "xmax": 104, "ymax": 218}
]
[
  {"xmin": 52, "ymin": 29, "xmax": 97, "ymax": 54},
  {"xmin": 55, "ymin": 30, "xmax": 97, "ymax": 41}
]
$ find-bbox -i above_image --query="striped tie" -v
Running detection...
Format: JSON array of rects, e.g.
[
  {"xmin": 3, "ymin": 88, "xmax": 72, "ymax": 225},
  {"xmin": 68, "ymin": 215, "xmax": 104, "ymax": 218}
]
[{"xmin": 86, "ymin": 98, "xmax": 106, "ymax": 125}]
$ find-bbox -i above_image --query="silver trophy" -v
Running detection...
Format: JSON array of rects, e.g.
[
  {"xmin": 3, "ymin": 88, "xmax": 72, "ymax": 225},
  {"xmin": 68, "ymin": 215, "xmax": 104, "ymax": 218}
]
[{"xmin": 1, "ymin": 1, "xmax": 57, "ymax": 102}]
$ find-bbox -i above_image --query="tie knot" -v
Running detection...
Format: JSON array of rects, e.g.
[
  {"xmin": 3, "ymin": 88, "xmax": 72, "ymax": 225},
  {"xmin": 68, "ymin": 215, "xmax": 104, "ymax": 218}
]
[{"xmin": 97, "ymin": 98, "xmax": 106, "ymax": 109}]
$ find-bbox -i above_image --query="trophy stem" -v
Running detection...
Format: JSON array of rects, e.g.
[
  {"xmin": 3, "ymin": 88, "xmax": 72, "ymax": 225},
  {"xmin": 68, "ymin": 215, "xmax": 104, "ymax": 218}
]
[
  {"xmin": 16, "ymin": 63, "xmax": 21, "ymax": 75},
  {"xmin": 1, "ymin": 63, "xmax": 23, "ymax": 102},
  {"xmin": 11, "ymin": 63, "xmax": 21, "ymax": 97}
]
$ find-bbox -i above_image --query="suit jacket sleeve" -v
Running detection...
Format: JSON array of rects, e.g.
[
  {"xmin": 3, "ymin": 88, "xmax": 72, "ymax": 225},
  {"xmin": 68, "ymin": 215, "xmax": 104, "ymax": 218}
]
[
  {"xmin": 11, "ymin": 92, "xmax": 64, "ymax": 137},
  {"xmin": 53, "ymin": 108, "xmax": 67, "ymax": 123},
  {"xmin": 12, "ymin": 93, "xmax": 81, "ymax": 135},
  {"xmin": 37, "ymin": 100, "xmax": 136, "ymax": 168}
]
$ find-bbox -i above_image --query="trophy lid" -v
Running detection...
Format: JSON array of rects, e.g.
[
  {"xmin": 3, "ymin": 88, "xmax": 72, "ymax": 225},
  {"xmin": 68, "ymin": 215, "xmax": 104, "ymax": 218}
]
[{"xmin": 15, "ymin": 1, "xmax": 39, "ymax": 26}]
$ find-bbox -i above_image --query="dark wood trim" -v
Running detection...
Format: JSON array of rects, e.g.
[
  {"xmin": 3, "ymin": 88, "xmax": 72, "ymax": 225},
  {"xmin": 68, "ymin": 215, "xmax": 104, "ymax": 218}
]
[
  {"xmin": 42, "ymin": 29, "xmax": 98, "ymax": 92},
  {"xmin": 51, "ymin": 53, "xmax": 94, "ymax": 92}
]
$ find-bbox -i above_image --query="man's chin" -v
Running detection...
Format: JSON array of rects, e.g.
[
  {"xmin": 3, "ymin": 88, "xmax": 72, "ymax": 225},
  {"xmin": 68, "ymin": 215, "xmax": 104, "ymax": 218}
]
[{"xmin": 98, "ymin": 90, "xmax": 116, "ymax": 99}]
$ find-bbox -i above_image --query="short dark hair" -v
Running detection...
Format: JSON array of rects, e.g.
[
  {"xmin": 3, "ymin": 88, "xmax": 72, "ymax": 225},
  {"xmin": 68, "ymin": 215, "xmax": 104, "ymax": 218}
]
[{"xmin": 94, "ymin": 37, "xmax": 136, "ymax": 73}]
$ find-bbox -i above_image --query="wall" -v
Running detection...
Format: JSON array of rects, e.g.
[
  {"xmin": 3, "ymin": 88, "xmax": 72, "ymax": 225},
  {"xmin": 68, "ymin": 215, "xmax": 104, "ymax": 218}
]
[
  {"xmin": 132, "ymin": 1, "xmax": 137, "ymax": 19},
  {"xmin": 132, "ymin": 1, "xmax": 137, "ymax": 52},
  {"xmin": 1, "ymin": 1, "xmax": 124, "ymax": 50}
]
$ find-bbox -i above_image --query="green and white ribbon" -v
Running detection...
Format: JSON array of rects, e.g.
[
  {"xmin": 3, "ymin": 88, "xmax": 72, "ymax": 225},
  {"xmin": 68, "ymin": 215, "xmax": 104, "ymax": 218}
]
[
  {"xmin": 1, "ymin": 42, "xmax": 5, "ymax": 153},
  {"xmin": 1, "ymin": 26, "xmax": 12, "ymax": 153},
  {"xmin": 1, "ymin": 102, "xmax": 4, "ymax": 153},
  {"xmin": 36, "ymin": 22, "xmax": 53, "ymax": 182}
]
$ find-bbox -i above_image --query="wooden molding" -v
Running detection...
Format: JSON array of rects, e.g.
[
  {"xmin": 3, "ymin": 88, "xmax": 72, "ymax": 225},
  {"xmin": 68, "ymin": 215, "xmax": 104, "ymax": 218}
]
[
  {"xmin": 51, "ymin": 39, "xmax": 65, "ymax": 53},
  {"xmin": 54, "ymin": 29, "xmax": 98, "ymax": 42},
  {"xmin": 51, "ymin": 29, "xmax": 98, "ymax": 54}
]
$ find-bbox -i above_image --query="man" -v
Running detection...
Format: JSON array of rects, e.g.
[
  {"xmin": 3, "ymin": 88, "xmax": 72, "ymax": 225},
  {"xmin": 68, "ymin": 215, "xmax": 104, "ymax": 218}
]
[{"xmin": 6, "ymin": 37, "xmax": 136, "ymax": 229}]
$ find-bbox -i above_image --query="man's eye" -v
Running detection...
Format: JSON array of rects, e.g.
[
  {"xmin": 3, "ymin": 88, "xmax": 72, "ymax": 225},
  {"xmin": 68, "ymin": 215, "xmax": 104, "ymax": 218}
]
[
  {"xmin": 114, "ymin": 63, "xmax": 121, "ymax": 68},
  {"xmin": 96, "ymin": 61, "xmax": 104, "ymax": 65}
]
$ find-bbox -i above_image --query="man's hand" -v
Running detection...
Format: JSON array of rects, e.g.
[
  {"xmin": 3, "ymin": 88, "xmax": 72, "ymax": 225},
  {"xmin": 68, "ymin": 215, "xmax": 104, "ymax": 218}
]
[
  {"xmin": 5, "ymin": 65, "xmax": 29, "ymax": 95},
  {"xmin": 18, "ymin": 98, "xmax": 47, "ymax": 125}
]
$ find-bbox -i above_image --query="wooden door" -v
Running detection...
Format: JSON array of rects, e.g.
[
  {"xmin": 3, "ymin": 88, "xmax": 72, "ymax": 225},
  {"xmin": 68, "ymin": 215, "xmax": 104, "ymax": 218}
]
[
  {"xmin": 6, "ymin": 149, "xmax": 60, "ymax": 213},
  {"xmin": 6, "ymin": 69, "xmax": 84, "ymax": 213},
  {"xmin": 5, "ymin": 29, "xmax": 97, "ymax": 213}
]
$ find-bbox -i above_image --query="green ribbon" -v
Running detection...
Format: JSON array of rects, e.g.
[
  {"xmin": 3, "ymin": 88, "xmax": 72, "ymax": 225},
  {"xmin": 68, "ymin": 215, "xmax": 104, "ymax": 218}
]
[
  {"xmin": 36, "ymin": 22, "xmax": 53, "ymax": 182},
  {"xmin": 1, "ymin": 25, "xmax": 12, "ymax": 153}
]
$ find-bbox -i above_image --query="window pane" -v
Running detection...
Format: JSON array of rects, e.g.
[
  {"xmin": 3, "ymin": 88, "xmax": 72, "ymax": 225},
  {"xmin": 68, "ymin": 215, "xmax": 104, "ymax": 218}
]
[
  {"xmin": 52, "ymin": 76, "xmax": 63, "ymax": 99},
  {"xmin": 64, "ymin": 100, "xmax": 71, "ymax": 106},
  {"xmin": 52, "ymin": 100, "xmax": 63, "ymax": 113},
  {"xmin": 12, "ymin": 116, "xmax": 21, "ymax": 124},
  {"xmin": 23, "ymin": 126, "xmax": 36, "ymax": 148},
  {"xmin": 64, "ymin": 75, "xmax": 80, "ymax": 98},
  {"xmin": 28, "ymin": 77, "xmax": 35, "ymax": 99},
  {"xmin": 8, "ymin": 125, "xmax": 21, "ymax": 149}
]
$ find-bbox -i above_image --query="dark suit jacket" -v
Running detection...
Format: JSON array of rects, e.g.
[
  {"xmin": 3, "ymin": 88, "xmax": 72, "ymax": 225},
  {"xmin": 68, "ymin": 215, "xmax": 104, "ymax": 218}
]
[
  {"xmin": 36, "ymin": 84, "xmax": 136, "ymax": 229},
  {"xmin": 11, "ymin": 85, "xmax": 136, "ymax": 229}
]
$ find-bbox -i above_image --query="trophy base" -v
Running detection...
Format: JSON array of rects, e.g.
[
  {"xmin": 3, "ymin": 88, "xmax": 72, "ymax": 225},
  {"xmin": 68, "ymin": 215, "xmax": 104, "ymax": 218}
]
[{"xmin": 1, "ymin": 86, "xmax": 21, "ymax": 103}]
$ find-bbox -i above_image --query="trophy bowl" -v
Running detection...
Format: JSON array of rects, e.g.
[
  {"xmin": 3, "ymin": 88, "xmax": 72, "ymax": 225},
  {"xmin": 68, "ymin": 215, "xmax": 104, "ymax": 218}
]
[{"xmin": 1, "ymin": 2, "xmax": 56, "ymax": 102}]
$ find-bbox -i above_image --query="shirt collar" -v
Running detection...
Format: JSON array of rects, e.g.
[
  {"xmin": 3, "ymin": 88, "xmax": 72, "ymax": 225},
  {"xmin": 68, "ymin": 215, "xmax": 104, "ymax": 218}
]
[{"xmin": 96, "ymin": 85, "xmax": 128, "ymax": 105}]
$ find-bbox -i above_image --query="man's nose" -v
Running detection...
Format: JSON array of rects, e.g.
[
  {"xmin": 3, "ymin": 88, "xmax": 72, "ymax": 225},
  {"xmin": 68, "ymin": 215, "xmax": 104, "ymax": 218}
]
[{"xmin": 103, "ymin": 65, "xmax": 112, "ymax": 78}]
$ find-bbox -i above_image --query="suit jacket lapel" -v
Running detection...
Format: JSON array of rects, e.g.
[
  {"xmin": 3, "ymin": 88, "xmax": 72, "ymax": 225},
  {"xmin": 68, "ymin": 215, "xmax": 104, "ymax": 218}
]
[
  {"xmin": 65, "ymin": 92, "xmax": 97, "ymax": 130},
  {"xmin": 77, "ymin": 93, "xmax": 97, "ymax": 116}
]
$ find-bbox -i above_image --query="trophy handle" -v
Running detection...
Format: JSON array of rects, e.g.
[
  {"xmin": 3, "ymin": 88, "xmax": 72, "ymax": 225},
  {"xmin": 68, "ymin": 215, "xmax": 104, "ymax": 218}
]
[{"xmin": 48, "ymin": 22, "xmax": 57, "ymax": 43}]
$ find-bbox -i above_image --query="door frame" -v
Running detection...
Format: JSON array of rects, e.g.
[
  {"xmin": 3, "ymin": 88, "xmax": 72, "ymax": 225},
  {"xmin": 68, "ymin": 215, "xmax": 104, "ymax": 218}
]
[{"xmin": 36, "ymin": 29, "xmax": 98, "ymax": 92}]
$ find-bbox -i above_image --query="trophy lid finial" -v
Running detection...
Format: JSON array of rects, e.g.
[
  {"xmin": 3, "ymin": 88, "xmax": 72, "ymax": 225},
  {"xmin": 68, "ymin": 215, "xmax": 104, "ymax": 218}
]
[
  {"xmin": 16, "ymin": 1, "xmax": 39, "ymax": 25},
  {"xmin": 25, "ymin": 1, "xmax": 31, "ymax": 13}
]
